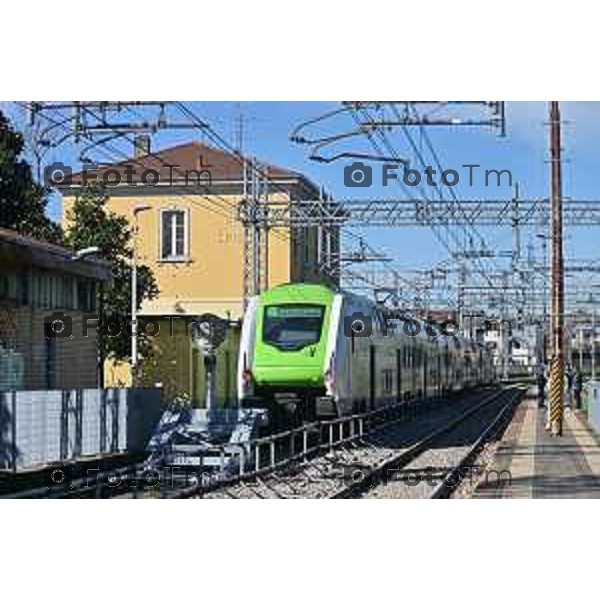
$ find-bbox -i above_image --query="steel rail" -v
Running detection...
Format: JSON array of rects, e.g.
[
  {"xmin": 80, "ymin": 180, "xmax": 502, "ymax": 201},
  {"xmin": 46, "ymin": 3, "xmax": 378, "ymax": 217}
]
[
  {"xmin": 165, "ymin": 396, "xmax": 437, "ymax": 499},
  {"xmin": 168, "ymin": 387, "xmax": 500, "ymax": 499},
  {"xmin": 429, "ymin": 391, "xmax": 521, "ymax": 499},
  {"xmin": 328, "ymin": 386, "xmax": 523, "ymax": 499}
]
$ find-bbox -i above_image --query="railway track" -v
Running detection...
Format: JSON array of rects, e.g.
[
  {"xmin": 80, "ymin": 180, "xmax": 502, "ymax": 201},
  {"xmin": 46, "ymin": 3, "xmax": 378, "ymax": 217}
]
[
  {"xmin": 429, "ymin": 392, "xmax": 519, "ymax": 499},
  {"xmin": 116, "ymin": 391, "xmax": 489, "ymax": 499},
  {"xmin": 354, "ymin": 386, "xmax": 522, "ymax": 499},
  {"xmin": 3, "ymin": 387, "xmax": 521, "ymax": 499},
  {"xmin": 177, "ymin": 385, "xmax": 522, "ymax": 499}
]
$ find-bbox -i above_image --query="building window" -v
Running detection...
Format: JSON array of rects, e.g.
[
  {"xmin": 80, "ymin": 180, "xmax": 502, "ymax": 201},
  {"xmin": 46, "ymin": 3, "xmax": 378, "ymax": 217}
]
[
  {"xmin": 160, "ymin": 209, "xmax": 188, "ymax": 260},
  {"xmin": 76, "ymin": 279, "xmax": 97, "ymax": 311},
  {"xmin": 60, "ymin": 276, "xmax": 74, "ymax": 309},
  {"xmin": 0, "ymin": 274, "xmax": 16, "ymax": 300},
  {"xmin": 19, "ymin": 271, "xmax": 30, "ymax": 305}
]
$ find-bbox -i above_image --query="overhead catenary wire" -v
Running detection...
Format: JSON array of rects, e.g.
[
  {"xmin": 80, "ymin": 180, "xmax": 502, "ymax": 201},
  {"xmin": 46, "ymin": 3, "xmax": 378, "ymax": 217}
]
[
  {"xmin": 17, "ymin": 101, "xmax": 291, "ymax": 246},
  {"xmin": 173, "ymin": 101, "xmax": 426, "ymax": 300},
  {"xmin": 17, "ymin": 101, "xmax": 450, "ymax": 305}
]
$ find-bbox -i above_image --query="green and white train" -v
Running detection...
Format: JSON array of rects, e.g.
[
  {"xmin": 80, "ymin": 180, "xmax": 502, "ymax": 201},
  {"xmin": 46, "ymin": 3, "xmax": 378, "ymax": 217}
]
[{"xmin": 238, "ymin": 283, "xmax": 494, "ymax": 422}]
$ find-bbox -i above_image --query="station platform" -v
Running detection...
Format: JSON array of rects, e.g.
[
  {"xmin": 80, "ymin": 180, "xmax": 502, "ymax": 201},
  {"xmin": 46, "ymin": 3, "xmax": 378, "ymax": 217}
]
[{"xmin": 475, "ymin": 396, "xmax": 600, "ymax": 498}]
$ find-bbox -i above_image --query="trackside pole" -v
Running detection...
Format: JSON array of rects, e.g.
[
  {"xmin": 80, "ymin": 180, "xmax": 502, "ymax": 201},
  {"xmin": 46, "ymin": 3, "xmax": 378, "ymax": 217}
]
[{"xmin": 548, "ymin": 101, "xmax": 564, "ymax": 437}]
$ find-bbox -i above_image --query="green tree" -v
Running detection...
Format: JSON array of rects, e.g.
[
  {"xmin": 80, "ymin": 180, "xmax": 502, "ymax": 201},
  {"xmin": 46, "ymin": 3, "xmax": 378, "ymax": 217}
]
[
  {"xmin": 64, "ymin": 186, "xmax": 159, "ymax": 363},
  {"xmin": 0, "ymin": 110, "xmax": 62, "ymax": 243}
]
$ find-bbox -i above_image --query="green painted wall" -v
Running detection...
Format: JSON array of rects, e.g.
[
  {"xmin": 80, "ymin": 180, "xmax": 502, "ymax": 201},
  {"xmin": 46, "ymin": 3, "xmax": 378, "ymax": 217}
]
[{"xmin": 140, "ymin": 317, "xmax": 240, "ymax": 408}]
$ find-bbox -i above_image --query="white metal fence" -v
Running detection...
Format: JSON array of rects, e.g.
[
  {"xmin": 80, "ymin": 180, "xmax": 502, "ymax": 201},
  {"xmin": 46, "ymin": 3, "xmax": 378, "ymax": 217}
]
[{"xmin": 0, "ymin": 388, "xmax": 162, "ymax": 471}]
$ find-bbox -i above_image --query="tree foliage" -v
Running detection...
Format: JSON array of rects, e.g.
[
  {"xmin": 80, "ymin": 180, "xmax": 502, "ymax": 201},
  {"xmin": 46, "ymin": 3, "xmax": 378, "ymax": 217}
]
[
  {"xmin": 65, "ymin": 187, "xmax": 159, "ymax": 362},
  {"xmin": 0, "ymin": 110, "xmax": 62, "ymax": 243}
]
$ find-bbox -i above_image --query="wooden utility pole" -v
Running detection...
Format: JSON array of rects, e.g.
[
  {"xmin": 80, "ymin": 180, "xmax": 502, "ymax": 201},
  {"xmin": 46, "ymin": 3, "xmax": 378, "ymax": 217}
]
[{"xmin": 548, "ymin": 101, "xmax": 564, "ymax": 436}]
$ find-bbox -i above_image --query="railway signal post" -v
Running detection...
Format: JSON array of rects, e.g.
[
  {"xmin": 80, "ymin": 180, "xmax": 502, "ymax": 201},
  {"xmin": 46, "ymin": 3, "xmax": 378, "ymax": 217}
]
[{"xmin": 192, "ymin": 314, "xmax": 229, "ymax": 418}]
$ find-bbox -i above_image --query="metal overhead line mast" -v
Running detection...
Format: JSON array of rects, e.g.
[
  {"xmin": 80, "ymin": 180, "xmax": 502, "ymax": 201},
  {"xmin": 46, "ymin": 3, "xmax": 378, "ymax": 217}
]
[
  {"xmin": 290, "ymin": 100, "xmax": 533, "ymax": 329},
  {"xmin": 241, "ymin": 159, "xmax": 271, "ymax": 305},
  {"xmin": 24, "ymin": 101, "xmax": 205, "ymax": 168},
  {"xmin": 26, "ymin": 101, "xmax": 201, "ymax": 137},
  {"xmin": 291, "ymin": 101, "xmax": 506, "ymax": 256},
  {"xmin": 237, "ymin": 196, "xmax": 600, "ymax": 227},
  {"xmin": 549, "ymin": 101, "xmax": 565, "ymax": 437}
]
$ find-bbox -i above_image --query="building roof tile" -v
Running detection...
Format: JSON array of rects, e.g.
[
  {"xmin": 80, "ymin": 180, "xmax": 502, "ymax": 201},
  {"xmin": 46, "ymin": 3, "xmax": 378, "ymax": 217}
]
[{"xmin": 59, "ymin": 140, "xmax": 311, "ymax": 189}]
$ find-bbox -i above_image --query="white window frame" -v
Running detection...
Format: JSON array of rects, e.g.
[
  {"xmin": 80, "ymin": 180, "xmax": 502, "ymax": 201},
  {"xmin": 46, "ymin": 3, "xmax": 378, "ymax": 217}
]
[{"xmin": 159, "ymin": 207, "xmax": 190, "ymax": 262}]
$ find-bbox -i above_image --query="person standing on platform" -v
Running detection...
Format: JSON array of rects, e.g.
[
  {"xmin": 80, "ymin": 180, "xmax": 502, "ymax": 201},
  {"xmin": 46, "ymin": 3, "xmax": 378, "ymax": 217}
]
[
  {"xmin": 566, "ymin": 363, "xmax": 575, "ymax": 408},
  {"xmin": 536, "ymin": 366, "xmax": 547, "ymax": 408},
  {"xmin": 573, "ymin": 368, "xmax": 583, "ymax": 410}
]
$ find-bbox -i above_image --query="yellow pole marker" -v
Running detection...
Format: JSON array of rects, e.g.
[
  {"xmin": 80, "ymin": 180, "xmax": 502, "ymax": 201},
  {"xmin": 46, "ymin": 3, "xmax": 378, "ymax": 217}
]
[{"xmin": 549, "ymin": 355, "xmax": 564, "ymax": 436}]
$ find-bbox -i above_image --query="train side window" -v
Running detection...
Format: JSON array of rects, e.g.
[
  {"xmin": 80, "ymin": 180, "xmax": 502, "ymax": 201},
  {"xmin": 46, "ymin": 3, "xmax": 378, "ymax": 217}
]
[
  {"xmin": 396, "ymin": 348, "xmax": 402, "ymax": 400},
  {"xmin": 377, "ymin": 311, "xmax": 389, "ymax": 336},
  {"xmin": 369, "ymin": 345, "xmax": 376, "ymax": 409},
  {"xmin": 383, "ymin": 369, "xmax": 393, "ymax": 395},
  {"xmin": 372, "ymin": 311, "xmax": 383, "ymax": 335}
]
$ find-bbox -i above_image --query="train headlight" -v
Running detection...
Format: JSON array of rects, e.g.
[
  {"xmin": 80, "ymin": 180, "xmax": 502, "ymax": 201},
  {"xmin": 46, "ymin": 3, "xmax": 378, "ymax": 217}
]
[
  {"xmin": 242, "ymin": 369, "xmax": 254, "ymax": 388},
  {"xmin": 325, "ymin": 354, "xmax": 336, "ymax": 393},
  {"xmin": 325, "ymin": 369, "xmax": 335, "ymax": 393}
]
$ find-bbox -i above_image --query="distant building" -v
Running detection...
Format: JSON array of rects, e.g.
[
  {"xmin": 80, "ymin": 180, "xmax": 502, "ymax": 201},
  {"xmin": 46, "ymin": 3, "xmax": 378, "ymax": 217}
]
[
  {"xmin": 482, "ymin": 322, "xmax": 540, "ymax": 374},
  {"xmin": 59, "ymin": 140, "xmax": 338, "ymax": 403},
  {"xmin": 0, "ymin": 227, "xmax": 111, "ymax": 390}
]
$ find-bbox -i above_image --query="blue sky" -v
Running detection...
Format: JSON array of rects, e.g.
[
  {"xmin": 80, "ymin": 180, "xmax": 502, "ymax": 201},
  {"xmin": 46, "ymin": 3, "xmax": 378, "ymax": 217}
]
[{"xmin": 4, "ymin": 101, "xmax": 600, "ymax": 275}]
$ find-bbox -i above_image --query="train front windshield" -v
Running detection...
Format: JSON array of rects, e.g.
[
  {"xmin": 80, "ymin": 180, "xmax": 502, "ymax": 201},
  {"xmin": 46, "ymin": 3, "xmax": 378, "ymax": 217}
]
[{"xmin": 263, "ymin": 304, "xmax": 325, "ymax": 351}]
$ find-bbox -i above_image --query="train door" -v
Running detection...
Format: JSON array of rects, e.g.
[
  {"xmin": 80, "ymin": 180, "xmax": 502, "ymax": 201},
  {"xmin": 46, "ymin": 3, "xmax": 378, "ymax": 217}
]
[
  {"xmin": 346, "ymin": 300, "xmax": 368, "ymax": 410},
  {"xmin": 442, "ymin": 340, "xmax": 448, "ymax": 395},
  {"xmin": 454, "ymin": 338, "xmax": 462, "ymax": 389},
  {"xmin": 410, "ymin": 339, "xmax": 417, "ymax": 398},
  {"xmin": 396, "ymin": 347, "xmax": 402, "ymax": 402},
  {"xmin": 369, "ymin": 344, "xmax": 376, "ymax": 411},
  {"xmin": 479, "ymin": 348, "xmax": 484, "ymax": 384},
  {"xmin": 437, "ymin": 345, "xmax": 442, "ymax": 397},
  {"xmin": 422, "ymin": 344, "xmax": 428, "ymax": 399}
]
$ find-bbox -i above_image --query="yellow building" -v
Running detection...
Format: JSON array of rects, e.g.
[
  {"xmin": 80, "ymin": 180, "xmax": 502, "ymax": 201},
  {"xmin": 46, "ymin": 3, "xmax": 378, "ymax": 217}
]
[{"xmin": 60, "ymin": 140, "xmax": 338, "ymax": 403}]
